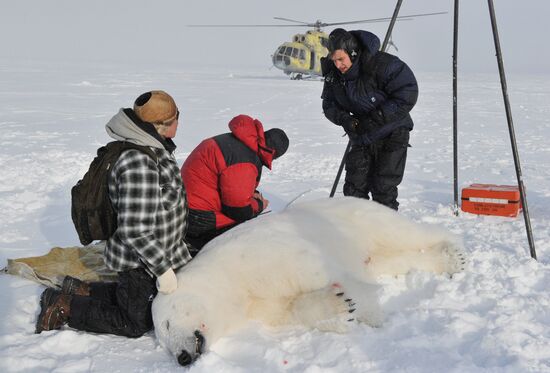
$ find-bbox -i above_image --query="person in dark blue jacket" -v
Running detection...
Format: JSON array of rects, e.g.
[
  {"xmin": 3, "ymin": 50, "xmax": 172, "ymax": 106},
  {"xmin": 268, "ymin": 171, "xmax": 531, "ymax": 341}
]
[{"xmin": 321, "ymin": 28, "xmax": 418, "ymax": 210}]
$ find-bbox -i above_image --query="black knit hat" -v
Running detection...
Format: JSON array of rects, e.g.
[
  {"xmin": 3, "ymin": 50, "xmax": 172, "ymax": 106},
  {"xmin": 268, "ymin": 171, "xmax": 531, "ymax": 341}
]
[
  {"xmin": 265, "ymin": 128, "xmax": 289, "ymax": 159},
  {"xmin": 328, "ymin": 28, "xmax": 359, "ymax": 61}
]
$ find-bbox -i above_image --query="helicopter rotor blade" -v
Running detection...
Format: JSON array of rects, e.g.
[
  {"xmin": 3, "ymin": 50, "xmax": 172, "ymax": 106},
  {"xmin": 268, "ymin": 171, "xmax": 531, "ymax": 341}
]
[
  {"xmin": 273, "ymin": 17, "xmax": 311, "ymax": 25},
  {"xmin": 322, "ymin": 11, "xmax": 447, "ymax": 27},
  {"xmin": 187, "ymin": 11, "xmax": 447, "ymax": 29},
  {"xmin": 186, "ymin": 21, "xmax": 399, "ymax": 28},
  {"xmin": 323, "ymin": 19, "xmax": 413, "ymax": 26},
  {"xmin": 187, "ymin": 24, "xmax": 310, "ymax": 28}
]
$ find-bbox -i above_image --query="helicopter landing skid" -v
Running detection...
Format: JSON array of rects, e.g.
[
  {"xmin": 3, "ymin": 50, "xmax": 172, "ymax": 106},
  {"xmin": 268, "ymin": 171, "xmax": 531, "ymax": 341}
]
[{"xmin": 289, "ymin": 73, "xmax": 312, "ymax": 80}]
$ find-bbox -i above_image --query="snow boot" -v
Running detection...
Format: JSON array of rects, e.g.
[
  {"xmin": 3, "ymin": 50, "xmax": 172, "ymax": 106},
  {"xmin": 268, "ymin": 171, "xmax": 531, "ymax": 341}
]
[
  {"xmin": 61, "ymin": 276, "xmax": 90, "ymax": 296},
  {"xmin": 35, "ymin": 288, "xmax": 72, "ymax": 333}
]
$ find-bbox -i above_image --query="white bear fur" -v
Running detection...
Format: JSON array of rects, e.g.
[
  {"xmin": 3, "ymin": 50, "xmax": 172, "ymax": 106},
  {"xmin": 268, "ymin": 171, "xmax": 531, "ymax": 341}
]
[{"xmin": 152, "ymin": 197, "xmax": 465, "ymax": 363}]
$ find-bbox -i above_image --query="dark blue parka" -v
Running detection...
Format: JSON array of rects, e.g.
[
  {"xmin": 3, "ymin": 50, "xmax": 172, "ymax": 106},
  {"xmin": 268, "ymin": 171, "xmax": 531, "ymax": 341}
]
[{"xmin": 321, "ymin": 30, "xmax": 418, "ymax": 145}]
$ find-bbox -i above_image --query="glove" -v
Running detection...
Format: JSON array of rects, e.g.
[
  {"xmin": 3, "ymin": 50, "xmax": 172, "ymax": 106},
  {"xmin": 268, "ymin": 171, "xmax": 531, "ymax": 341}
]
[
  {"xmin": 356, "ymin": 110, "xmax": 385, "ymax": 136},
  {"xmin": 370, "ymin": 109, "xmax": 385, "ymax": 124},
  {"xmin": 355, "ymin": 120, "xmax": 369, "ymax": 135},
  {"xmin": 342, "ymin": 117, "xmax": 360, "ymax": 134},
  {"xmin": 156, "ymin": 268, "xmax": 177, "ymax": 294},
  {"xmin": 253, "ymin": 191, "xmax": 269, "ymax": 211}
]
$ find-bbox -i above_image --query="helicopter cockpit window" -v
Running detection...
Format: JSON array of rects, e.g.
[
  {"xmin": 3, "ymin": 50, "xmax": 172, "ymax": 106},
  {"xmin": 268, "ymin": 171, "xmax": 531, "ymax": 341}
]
[
  {"xmin": 299, "ymin": 50, "xmax": 306, "ymax": 60},
  {"xmin": 291, "ymin": 48, "xmax": 299, "ymax": 58},
  {"xmin": 284, "ymin": 47, "xmax": 292, "ymax": 56},
  {"xmin": 278, "ymin": 46, "xmax": 285, "ymax": 55},
  {"xmin": 320, "ymin": 37, "xmax": 329, "ymax": 49}
]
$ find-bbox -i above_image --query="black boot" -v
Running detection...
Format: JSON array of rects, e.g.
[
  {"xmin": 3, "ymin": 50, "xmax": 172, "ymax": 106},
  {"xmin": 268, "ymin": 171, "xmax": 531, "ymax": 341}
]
[
  {"xmin": 35, "ymin": 288, "xmax": 72, "ymax": 333},
  {"xmin": 61, "ymin": 276, "xmax": 90, "ymax": 296}
]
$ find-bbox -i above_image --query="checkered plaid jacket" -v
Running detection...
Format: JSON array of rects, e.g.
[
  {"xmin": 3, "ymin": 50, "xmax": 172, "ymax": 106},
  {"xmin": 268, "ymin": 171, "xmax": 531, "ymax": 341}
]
[{"xmin": 105, "ymin": 147, "xmax": 192, "ymax": 277}]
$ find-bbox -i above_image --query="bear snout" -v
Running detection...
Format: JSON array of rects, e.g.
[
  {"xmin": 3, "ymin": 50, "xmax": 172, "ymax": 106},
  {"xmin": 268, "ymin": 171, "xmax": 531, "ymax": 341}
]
[
  {"xmin": 177, "ymin": 349, "xmax": 193, "ymax": 366},
  {"xmin": 177, "ymin": 330, "xmax": 205, "ymax": 366}
]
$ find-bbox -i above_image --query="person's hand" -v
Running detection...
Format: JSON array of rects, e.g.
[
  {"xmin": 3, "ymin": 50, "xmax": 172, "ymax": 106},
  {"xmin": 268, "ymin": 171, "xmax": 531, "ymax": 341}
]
[
  {"xmin": 156, "ymin": 268, "xmax": 177, "ymax": 294},
  {"xmin": 355, "ymin": 120, "xmax": 369, "ymax": 135},
  {"xmin": 254, "ymin": 191, "xmax": 269, "ymax": 211}
]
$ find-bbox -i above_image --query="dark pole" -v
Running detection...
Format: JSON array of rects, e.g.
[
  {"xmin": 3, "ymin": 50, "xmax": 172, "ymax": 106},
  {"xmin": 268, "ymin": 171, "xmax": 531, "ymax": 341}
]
[
  {"xmin": 329, "ymin": 0, "xmax": 404, "ymax": 197},
  {"xmin": 487, "ymin": 0, "xmax": 537, "ymax": 260},
  {"xmin": 452, "ymin": 0, "xmax": 459, "ymax": 215},
  {"xmin": 381, "ymin": 0, "xmax": 404, "ymax": 52},
  {"xmin": 329, "ymin": 142, "xmax": 351, "ymax": 197}
]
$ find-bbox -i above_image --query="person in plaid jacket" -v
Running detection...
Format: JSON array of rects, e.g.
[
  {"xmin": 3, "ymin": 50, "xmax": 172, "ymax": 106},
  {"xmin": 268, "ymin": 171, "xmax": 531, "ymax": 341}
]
[{"xmin": 36, "ymin": 91, "xmax": 192, "ymax": 337}]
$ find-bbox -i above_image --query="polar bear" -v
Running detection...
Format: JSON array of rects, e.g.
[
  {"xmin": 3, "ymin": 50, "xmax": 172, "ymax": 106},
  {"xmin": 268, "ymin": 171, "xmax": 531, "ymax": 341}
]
[{"xmin": 152, "ymin": 197, "xmax": 465, "ymax": 366}]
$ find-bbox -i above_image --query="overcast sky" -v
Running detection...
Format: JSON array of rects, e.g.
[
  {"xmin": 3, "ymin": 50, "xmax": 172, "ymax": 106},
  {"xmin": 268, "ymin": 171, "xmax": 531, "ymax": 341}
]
[{"xmin": 1, "ymin": 0, "xmax": 548, "ymax": 74}]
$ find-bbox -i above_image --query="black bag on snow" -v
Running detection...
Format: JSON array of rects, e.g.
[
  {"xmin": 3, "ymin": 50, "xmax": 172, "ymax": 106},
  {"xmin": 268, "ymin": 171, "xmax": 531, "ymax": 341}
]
[{"xmin": 71, "ymin": 141, "xmax": 157, "ymax": 245}]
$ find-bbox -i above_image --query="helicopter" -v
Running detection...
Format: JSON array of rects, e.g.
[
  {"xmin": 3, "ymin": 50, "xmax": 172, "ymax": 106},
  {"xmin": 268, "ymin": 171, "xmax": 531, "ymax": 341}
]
[
  {"xmin": 188, "ymin": 12, "xmax": 446, "ymax": 80},
  {"xmin": 271, "ymin": 21, "xmax": 329, "ymax": 80}
]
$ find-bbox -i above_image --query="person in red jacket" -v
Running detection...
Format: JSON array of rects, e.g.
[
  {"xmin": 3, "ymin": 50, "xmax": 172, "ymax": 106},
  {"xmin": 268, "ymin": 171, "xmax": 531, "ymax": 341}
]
[{"xmin": 181, "ymin": 114, "xmax": 289, "ymax": 253}]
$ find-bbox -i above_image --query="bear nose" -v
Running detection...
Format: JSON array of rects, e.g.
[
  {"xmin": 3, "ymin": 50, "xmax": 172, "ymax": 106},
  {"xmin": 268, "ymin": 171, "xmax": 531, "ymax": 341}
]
[{"xmin": 177, "ymin": 349, "xmax": 193, "ymax": 366}]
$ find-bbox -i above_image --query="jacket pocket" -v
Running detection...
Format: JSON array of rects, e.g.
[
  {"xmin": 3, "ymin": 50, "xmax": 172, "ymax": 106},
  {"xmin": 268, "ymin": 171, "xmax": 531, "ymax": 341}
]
[{"xmin": 383, "ymin": 127, "xmax": 410, "ymax": 152}]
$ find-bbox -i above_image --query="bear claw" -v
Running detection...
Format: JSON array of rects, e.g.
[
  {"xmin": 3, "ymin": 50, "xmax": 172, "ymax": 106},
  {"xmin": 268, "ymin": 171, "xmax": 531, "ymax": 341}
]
[{"xmin": 331, "ymin": 286, "xmax": 357, "ymax": 320}]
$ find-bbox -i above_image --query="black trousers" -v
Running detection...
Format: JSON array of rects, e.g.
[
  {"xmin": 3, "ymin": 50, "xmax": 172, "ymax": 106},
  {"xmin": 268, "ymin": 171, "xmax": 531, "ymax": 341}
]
[
  {"xmin": 68, "ymin": 268, "xmax": 157, "ymax": 338},
  {"xmin": 344, "ymin": 127, "xmax": 409, "ymax": 210}
]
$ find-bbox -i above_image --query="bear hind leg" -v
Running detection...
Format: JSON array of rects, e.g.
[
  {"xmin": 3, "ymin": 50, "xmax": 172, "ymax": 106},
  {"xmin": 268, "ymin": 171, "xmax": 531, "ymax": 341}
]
[{"xmin": 366, "ymin": 240, "xmax": 467, "ymax": 277}]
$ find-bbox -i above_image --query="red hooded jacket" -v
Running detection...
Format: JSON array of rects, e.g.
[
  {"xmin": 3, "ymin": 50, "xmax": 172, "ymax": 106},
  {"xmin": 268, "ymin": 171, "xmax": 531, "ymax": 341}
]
[{"xmin": 181, "ymin": 115, "xmax": 276, "ymax": 233}]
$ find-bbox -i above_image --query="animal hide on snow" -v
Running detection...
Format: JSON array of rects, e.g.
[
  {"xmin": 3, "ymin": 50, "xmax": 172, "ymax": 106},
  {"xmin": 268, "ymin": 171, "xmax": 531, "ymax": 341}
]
[{"xmin": 4, "ymin": 242, "xmax": 117, "ymax": 288}]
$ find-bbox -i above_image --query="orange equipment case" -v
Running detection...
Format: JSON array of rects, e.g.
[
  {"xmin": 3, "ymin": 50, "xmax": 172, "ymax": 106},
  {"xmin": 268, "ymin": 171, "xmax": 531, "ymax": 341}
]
[{"xmin": 461, "ymin": 184, "xmax": 522, "ymax": 217}]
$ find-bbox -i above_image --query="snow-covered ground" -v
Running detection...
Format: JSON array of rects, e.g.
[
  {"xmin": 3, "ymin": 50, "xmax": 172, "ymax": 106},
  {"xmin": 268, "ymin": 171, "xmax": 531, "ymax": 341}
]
[{"xmin": 1, "ymin": 59, "xmax": 549, "ymax": 372}]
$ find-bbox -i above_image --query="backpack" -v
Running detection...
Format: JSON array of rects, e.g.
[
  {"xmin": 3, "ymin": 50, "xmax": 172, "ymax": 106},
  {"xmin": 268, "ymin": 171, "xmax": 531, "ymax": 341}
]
[{"xmin": 71, "ymin": 141, "xmax": 157, "ymax": 245}]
